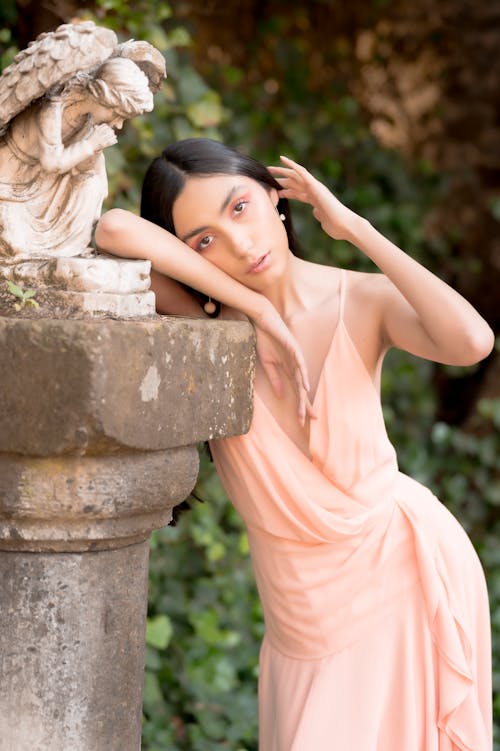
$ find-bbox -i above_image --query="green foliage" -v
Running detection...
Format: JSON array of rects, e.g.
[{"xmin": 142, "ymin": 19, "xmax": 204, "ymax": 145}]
[
  {"xmin": 0, "ymin": 27, "xmax": 18, "ymax": 72},
  {"xmin": 4, "ymin": 281, "xmax": 39, "ymax": 310}
]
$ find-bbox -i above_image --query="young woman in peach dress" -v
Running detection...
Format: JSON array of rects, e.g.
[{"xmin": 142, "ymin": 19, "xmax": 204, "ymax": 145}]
[{"xmin": 96, "ymin": 138, "xmax": 493, "ymax": 750}]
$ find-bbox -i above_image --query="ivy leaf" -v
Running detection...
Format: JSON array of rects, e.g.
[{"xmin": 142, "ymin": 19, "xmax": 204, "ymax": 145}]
[{"xmin": 146, "ymin": 614, "xmax": 173, "ymax": 650}]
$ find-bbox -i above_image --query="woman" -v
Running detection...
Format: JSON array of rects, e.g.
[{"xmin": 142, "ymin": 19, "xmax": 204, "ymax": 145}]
[
  {"xmin": 0, "ymin": 57, "xmax": 154, "ymax": 258},
  {"xmin": 96, "ymin": 138, "xmax": 493, "ymax": 750}
]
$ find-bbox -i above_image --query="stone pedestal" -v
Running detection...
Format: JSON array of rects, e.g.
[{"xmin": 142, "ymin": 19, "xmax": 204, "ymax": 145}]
[
  {"xmin": 0, "ymin": 315, "xmax": 255, "ymax": 751},
  {"xmin": 0, "ymin": 255, "xmax": 156, "ymax": 318}
]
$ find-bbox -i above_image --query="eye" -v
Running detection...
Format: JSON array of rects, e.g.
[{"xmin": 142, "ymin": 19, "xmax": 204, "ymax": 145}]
[
  {"xmin": 196, "ymin": 234, "xmax": 214, "ymax": 252},
  {"xmin": 233, "ymin": 200, "xmax": 248, "ymax": 216}
]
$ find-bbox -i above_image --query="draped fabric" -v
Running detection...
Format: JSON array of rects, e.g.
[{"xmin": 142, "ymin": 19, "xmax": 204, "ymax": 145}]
[{"xmin": 210, "ymin": 270, "xmax": 491, "ymax": 750}]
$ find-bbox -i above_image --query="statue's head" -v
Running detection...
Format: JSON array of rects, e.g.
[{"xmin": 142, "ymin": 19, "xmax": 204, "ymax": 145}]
[{"xmin": 86, "ymin": 57, "xmax": 154, "ymax": 122}]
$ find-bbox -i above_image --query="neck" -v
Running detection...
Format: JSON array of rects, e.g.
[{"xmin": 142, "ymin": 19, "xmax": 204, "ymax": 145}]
[{"xmin": 261, "ymin": 253, "xmax": 310, "ymax": 322}]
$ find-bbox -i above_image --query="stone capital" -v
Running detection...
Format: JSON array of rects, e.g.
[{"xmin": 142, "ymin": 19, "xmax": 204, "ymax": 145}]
[{"xmin": 0, "ymin": 315, "xmax": 255, "ymax": 455}]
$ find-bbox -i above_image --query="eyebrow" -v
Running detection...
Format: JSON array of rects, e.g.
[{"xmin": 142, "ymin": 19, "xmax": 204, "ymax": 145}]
[{"xmin": 180, "ymin": 184, "xmax": 245, "ymax": 242}]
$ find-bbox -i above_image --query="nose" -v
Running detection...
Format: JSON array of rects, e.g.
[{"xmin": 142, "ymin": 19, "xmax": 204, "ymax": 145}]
[{"xmin": 231, "ymin": 228, "xmax": 253, "ymax": 257}]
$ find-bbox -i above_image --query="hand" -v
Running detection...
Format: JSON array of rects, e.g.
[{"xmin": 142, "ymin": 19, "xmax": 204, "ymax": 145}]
[
  {"xmin": 252, "ymin": 303, "xmax": 315, "ymax": 427},
  {"xmin": 88, "ymin": 123, "xmax": 118, "ymax": 153},
  {"xmin": 268, "ymin": 156, "xmax": 360, "ymax": 242}
]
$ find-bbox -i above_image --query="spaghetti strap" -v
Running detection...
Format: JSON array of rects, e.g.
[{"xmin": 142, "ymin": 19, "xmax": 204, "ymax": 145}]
[{"xmin": 338, "ymin": 268, "xmax": 347, "ymax": 321}]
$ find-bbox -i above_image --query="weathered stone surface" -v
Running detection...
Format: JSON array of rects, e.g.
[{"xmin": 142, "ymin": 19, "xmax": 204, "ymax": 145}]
[
  {"xmin": 0, "ymin": 256, "xmax": 158, "ymax": 318},
  {"xmin": 1, "ymin": 256, "xmax": 152, "ymax": 293},
  {"xmin": 0, "ymin": 315, "xmax": 255, "ymax": 455},
  {"xmin": 0, "ymin": 541, "xmax": 149, "ymax": 751},
  {"xmin": 0, "ymin": 305, "xmax": 256, "ymax": 750},
  {"xmin": 0, "ymin": 448, "xmax": 198, "ymax": 552},
  {"xmin": 0, "ymin": 285, "xmax": 157, "ymax": 319}
]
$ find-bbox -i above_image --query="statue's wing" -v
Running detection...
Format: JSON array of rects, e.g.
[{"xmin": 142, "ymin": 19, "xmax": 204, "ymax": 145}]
[
  {"xmin": 0, "ymin": 21, "xmax": 117, "ymax": 132},
  {"xmin": 115, "ymin": 40, "xmax": 166, "ymax": 93}
]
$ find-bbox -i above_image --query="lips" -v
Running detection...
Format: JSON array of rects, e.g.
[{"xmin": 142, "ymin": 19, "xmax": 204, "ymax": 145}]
[{"xmin": 248, "ymin": 252, "xmax": 271, "ymax": 274}]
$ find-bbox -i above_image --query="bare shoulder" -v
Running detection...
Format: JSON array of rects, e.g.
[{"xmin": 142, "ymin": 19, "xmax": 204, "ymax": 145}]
[
  {"xmin": 305, "ymin": 261, "xmax": 388, "ymax": 303},
  {"xmin": 345, "ymin": 268, "xmax": 389, "ymax": 301}
]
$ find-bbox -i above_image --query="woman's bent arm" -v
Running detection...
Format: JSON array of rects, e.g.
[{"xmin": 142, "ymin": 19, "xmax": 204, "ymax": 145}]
[
  {"xmin": 348, "ymin": 216, "xmax": 495, "ymax": 365},
  {"xmin": 96, "ymin": 208, "xmax": 268, "ymax": 321},
  {"xmin": 95, "ymin": 208, "xmax": 313, "ymax": 422}
]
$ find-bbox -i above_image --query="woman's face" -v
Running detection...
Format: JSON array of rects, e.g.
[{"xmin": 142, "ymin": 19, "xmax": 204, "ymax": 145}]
[{"xmin": 172, "ymin": 174, "xmax": 291, "ymax": 291}]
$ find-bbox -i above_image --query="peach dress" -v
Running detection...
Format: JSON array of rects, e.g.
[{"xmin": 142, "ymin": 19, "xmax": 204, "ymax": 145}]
[{"xmin": 210, "ymin": 269, "xmax": 492, "ymax": 750}]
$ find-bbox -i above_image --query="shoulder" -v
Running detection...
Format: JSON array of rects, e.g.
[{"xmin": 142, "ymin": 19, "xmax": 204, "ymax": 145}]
[
  {"xmin": 295, "ymin": 260, "xmax": 391, "ymax": 312},
  {"xmin": 345, "ymin": 269, "xmax": 393, "ymax": 311}
]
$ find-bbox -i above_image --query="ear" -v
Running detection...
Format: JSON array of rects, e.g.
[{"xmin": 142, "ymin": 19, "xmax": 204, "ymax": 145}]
[{"xmin": 269, "ymin": 187, "xmax": 279, "ymax": 207}]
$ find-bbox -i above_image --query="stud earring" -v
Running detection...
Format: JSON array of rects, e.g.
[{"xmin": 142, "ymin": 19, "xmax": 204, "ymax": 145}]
[
  {"xmin": 279, "ymin": 213, "xmax": 286, "ymax": 221},
  {"xmin": 204, "ymin": 297, "xmax": 217, "ymax": 315}
]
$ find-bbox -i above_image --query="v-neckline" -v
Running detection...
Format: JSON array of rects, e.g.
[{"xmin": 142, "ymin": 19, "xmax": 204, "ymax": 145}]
[
  {"xmin": 254, "ymin": 317, "xmax": 342, "ymax": 461},
  {"xmin": 257, "ymin": 268, "xmax": 345, "ymax": 405},
  {"xmin": 254, "ymin": 319, "xmax": 382, "ymax": 464},
  {"xmin": 253, "ymin": 270, "xmax": 345, "ymax": 461}
]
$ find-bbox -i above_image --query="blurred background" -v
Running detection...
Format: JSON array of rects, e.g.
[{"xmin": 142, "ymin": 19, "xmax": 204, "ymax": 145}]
[{"xmin": 1, "ymin": 1, "xmax": 499, "ymax": 748}]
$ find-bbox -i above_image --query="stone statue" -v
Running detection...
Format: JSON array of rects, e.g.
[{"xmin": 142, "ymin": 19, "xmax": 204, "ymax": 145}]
[
  {"xmin": 0, "ymin": 21, "xmax": 165, "ymax": 318},
  {"xmin": 0, "ymin": 21, "xmax": 165, "ymax": 259}
]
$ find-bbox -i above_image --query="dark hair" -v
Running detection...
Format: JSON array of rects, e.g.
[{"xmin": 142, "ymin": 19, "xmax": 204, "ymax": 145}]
[{"xmin": 140, "ymin": 138, "xmax": 300, "ymax": 315}]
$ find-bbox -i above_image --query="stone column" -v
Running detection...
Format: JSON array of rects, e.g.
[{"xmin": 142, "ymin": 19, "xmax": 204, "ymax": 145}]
[{"xmin": 0, "ymin": 315, "xmax": 254, "ymax": 751}]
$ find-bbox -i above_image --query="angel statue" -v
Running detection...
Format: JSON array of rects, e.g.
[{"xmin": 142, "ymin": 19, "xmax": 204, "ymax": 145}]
[{"xmin": 0, "ymin": 21, "xmax": 165, "ymax": 259}]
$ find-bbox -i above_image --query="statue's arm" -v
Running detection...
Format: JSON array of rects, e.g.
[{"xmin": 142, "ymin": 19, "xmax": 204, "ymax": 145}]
[{"xmin": 36, "ymin": 99, "xmax": 116, "ymax": 174}]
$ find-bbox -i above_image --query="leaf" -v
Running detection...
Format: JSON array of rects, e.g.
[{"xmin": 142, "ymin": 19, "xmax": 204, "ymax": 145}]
[
  {"xmin": 238, "ymin": 532, "xmax": 250, "ymax": 555},
  {"xmin": 186, "ymin": 92, "xmax": 225, "ymax": 128},
  {"xmin": 166, "ymin": 27, "xmax": 191, "ymax": 48},
  {"xmin": 146, "ymin": 614, "xmax": 173, "ymax": 650},
  {"xmin": 5, "ymin": 281, "xmax": 24, "ymax": 299},
  {"xmin": 207, "ymin": 541, "xmax": 226, "ymax": 561},
  {"xmin": 23, "ymin": 289, "xmax": 37, "ymax": 299},
  {"xmin": 142, "ymin": 669, "xmax": 164, "ymax": 707}
]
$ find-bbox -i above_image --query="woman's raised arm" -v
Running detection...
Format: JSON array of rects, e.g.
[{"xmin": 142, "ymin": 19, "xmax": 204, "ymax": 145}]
[{"xmin": 270, "ymin": 158, "xmax": 494, "ymax": 366}]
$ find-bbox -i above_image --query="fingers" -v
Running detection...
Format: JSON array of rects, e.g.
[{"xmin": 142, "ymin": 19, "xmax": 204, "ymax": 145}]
[
  {"xmin": 272, "ymin": 156, "xmax": 312, "ymax": 178},
  {"xmin": 290, "ymin": 348, "xmax": 313, "ymax": 427},
  {"xmin": 268, "ymin": 158, "xmax": 317, "ymax": 207},
  {"xmin": 295, "ymin": 383, "xmax": 317, "ymax": 427},
  {"xmin": 288, "ymin": 338, "xmax": 310, "ymax": 394},
  {"xmin": 264, "ymin": 356, "xmax": 315, "ymax": 427}
]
